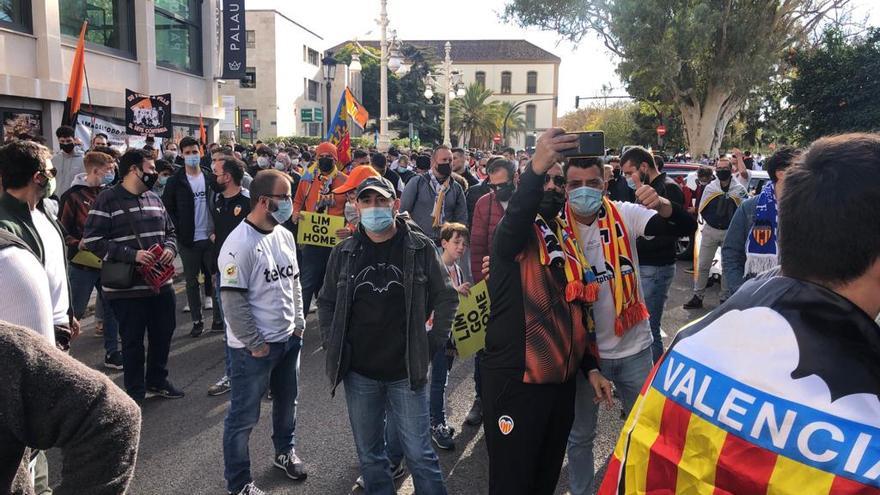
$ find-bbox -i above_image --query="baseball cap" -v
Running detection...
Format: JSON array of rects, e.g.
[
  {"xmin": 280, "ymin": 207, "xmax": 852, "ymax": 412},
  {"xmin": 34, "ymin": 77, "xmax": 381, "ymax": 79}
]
[
  {"xmin": 356, "ymin": 176, "xmax": 396, "ymax": 199},
  {"xmin": 333, "ymin": 165, "xmax": 380, "ymax": 194}
]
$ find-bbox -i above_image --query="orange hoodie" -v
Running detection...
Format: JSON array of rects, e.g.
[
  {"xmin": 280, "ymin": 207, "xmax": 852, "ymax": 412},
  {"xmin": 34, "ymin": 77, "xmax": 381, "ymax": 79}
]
[{"xmin": 293, "ymin": 166, "xmax": 348, "ymax": 217}]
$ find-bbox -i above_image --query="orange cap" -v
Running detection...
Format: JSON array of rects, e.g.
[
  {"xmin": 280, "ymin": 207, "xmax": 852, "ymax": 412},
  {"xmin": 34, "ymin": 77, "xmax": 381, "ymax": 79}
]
[{"xmin": 333, "ymin": 165, "xmax": 380, "ymax": 194}]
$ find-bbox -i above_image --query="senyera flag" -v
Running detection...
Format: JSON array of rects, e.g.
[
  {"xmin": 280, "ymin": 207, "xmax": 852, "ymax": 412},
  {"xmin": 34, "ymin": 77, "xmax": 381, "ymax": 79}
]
[
  {"xmin": 62, "ymin": 21, "xmax": 88, "ymax": 126},
  {"xmin": 344, "ymin": 87, "xmax": 369, "ymax": 129},
  {"xmin": 326, "ymin": 92, "xmax": 351, "ymax": 165},
  {"xmin": 599, "ymin": 275, "xmax": 880, "ymax": 495}
]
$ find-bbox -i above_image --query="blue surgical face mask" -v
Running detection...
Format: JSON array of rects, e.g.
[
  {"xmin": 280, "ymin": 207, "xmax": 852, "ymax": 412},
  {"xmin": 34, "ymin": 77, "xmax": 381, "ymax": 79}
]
[
  {"xmin": 101, "ymin": 172, "xmax": 115, "ymax": 186},
  {"xmin": 359, "ymin": 206, "xmax": 394, "ymax": 233},
  {"xmin": 184, "ymin": 154, "xmax": 201, "ymax": 168},
  {"xmin": 568, "ymin": 186, "xmax": 605, "ymax": 217},
  {"xmin": 270, "ymin": 198, "xmax": 293, "ymax": 224},
  {"xmin": 626, "ymin": 176, "xmax": 637, "ymax": 190}
]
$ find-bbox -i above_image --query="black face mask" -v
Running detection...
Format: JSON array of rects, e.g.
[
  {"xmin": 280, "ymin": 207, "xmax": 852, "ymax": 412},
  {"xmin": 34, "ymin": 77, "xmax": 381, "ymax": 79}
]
[
  {"xmin": 318, "ymin": 157, "xmax": 335, "ymax": 173},
  {"xmin": 139, "ymin": 170, "xmax": 159, "ymax": 190},
  {"xmin": 613, "ymin": 168, "xmax": 622, "ymax": 179},
  {"xmin": 210, "ymin": 178, "xmax": 228, "ymax": 193},
  {"xmin": 60, "ymin": 143, "xmax": 76, "ymax": 153},
  {"xmin": 495, "ymin": 183, "xmax": 515, "ymax": 202},
  {"xmin": 538, "ymin": 189, "xmax": 566, "ymax": 219},
  {"xmin": 716, "ymin": 169, "xmax": 732, "ymax": 181},
  {"xmin": 436, "ymin": 162, "xmax": 452, "ymax": 178}
]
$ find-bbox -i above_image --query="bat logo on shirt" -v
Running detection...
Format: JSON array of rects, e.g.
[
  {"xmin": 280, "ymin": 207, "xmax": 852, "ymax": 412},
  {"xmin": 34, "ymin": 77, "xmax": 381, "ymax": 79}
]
[{"xmin": 353, "ymin": 263, "xmax": 404, "ymax": 294}]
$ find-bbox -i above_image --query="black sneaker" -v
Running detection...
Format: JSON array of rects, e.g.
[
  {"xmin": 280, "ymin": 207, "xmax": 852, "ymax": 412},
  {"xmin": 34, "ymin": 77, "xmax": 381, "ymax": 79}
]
[
  {"xmin": 229, "ymin": 482, "xmax": 265, "ymax": 495},
  {"xmin": 274, "ymin": 451, "xmax": 307, "ymax": 480},
  {"xmin": 683, "ymin": 295, "xmax": 704, "ymax": 309},
  {"xmin": 103, "ymin": 351, "xmax": 124, "ymax": 370},
  {"xmin": 210, "ymin": 320, "xmax": 225, "ymax": 333},
  {"xmin": 190, "ymin": 320, "xmax": 204, "ymax": 338},
  {"xmin": 431, "ymin": 423, "xmax": 456, "ymax": 450},
  {"xmin": 146, "ymin": 380, "xmax": 185, "ymax": 399},
  {"xmin": 464, "ymin": 398, "xmax": 482, "ymax": 426},
  {"xmin": 355, "ymin": 461, "xmax": 406, "ymax": 488}
]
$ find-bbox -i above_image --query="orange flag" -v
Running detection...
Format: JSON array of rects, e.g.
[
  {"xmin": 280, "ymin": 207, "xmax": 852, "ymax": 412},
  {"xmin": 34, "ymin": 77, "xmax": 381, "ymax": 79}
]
[
  {"xmin": 199, "ymin": 113, "xmax": 207, "ymax": 156},
  {"xmin": 62, "ymin": 21, "xmax": 88, "ymax": 126},
  {"xmin": 344, "ymin": 87, "xmax": 369, "ymax": 129}
]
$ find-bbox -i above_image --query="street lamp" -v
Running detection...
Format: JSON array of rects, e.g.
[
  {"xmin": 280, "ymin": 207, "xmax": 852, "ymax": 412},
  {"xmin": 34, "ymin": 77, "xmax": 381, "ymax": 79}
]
[
  {"xmin": 423, "ymin": 42, "xmax": 463, "ymax": 146},
  {"xmin": 349, "ymin": 53, "xmax": 362, "ymax": 73},
  {"xmin": 322, "ymin": 52, "xmax": 338, "ymax": 135}
]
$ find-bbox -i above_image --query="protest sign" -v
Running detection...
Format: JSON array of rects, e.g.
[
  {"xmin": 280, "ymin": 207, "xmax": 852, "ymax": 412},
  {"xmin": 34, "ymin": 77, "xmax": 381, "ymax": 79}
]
[
  {"xmin": 451, "ymin": 280, "xmax": 490, "ymax": 358},
  {"xmin": 125, "ymin": 90, "xmax": 172, "ymax": 138},
  {"xmin": 296, "ymin": 212, "xmax": 346, "ymax": 248}
]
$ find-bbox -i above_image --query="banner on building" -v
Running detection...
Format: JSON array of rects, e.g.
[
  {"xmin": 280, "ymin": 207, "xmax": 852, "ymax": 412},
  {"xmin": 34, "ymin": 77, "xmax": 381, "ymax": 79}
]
[
  {"xmin": 221, "ymin": 0, "xmax": 246, "ymax": 79},
  {"xmin": 451, "ymin": 280, "xmax": 490, "ymax": 358},
  {"xmin": 125, "ymin": 89, "xmax": 172, "ymax": 138},
  {"xmin": 297, "ymin": 212, "xmax": 346, "ymax": 248}
]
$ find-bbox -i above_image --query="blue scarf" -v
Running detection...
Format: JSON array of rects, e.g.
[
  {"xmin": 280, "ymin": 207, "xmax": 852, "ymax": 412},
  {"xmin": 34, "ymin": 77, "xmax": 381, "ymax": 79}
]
[{"xmin": 745, "ymin": 182, "xmax": 778, "ymax": 275}]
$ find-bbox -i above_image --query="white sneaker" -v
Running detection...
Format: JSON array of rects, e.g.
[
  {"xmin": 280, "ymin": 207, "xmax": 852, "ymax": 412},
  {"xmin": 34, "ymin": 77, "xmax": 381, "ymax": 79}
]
[
  {"xmin": 183, "ymin": 304, "xmax": 191, "ymax": 313},
  {"xmin": 205, "ymin": 298, "xmax": 213, "ymax": 310}
]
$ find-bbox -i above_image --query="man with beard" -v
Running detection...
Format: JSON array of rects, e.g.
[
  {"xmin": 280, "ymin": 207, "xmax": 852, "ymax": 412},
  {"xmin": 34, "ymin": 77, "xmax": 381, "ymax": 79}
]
[{"xmin": 399, "ymin": 146, "xmax": 468, "ymax": 244}]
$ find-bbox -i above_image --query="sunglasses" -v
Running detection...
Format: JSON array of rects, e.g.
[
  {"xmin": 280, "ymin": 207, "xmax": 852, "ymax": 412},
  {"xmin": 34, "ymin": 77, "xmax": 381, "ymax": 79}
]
[
  {"xmin": 40, "ymin": 168, "xmax": 58, "ymax": 179},
  {"xmin": 487, "ymin": 182, "xmax": 512, "ymax": 191},
  {"xmin": 544, "ymin": 175, "xmax": 565, "ymax": 187}
]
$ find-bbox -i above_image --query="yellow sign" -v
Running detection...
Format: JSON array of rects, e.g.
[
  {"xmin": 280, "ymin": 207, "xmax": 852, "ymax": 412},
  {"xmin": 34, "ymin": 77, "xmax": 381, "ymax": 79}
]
[
  {"xmin": 297, "ymin": 212, "xmax": 346, "ymax": 248},
  {"xmin": 451, "ymin": 280, "xmax": 490, "ymax": 359}
]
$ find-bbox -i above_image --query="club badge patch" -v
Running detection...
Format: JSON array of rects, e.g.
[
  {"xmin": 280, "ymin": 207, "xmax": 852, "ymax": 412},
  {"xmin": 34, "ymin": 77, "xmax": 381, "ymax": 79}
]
[
  {"xmin": 498, "ymin": 415, "xmax": 514, "ymax": 435},
  {"xmin": 234, "ymin": 205, "xmax": 242, "ymax": 217}
]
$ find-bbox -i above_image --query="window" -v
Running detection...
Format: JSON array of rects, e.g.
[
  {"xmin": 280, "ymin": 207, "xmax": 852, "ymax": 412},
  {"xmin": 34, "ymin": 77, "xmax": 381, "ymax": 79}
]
[
  {"xmin": 0, "ymin": 0, "xmax": 31, "ymax": 33},
  {"xmin": 307, "ymin": 123, "xmax": 322, "ymax": 137},
  {"xmin": 501, "ymin": 71, "xmax": 512, "ymax": 94},
  {"xmin": 307, "ymin": 48, "xmax": 320, "ymax": 66},
  {"xmin": 525, "ymin": 104, "xmax": 536, "ymax": 129},
  {"xmin": 246, "ymin": 30, "xmax": 255, "ymax": 48},
  {"xmin": 307, "ymin": 79, "xmax": 320, "ymax": 101},
  {"xmin": 155, "ymin": 0, "xmax": 202, "ymax": 74},
  {"xmin": 240, "ymin": 67, "xmax": 256, "ymax": 88},
  {"xmin": 475, "ymin": 71, "xmax": 486, "ymax": 88},
  {"xmin": 60, "ymin": 0, "xmax": 135, "ymax": 56},
  {"xmin": 527, "ymin": 71, "xmax": 538, "ymax": 94}
]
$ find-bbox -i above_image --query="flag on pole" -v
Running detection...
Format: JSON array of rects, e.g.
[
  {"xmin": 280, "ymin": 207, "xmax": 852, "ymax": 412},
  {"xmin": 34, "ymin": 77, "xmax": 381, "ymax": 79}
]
[
  {"xmin": 199, "ymin": 113, "xmax": 207, "ymax": 156},
  {"xmin": 62, "ymin": 21, "xmax": 89, "ymax": 126},
  {"xmin": 326, "ymin": 93, "xmax": 352, "ymax": 165},
  {"xmin": 344, "ymin": 87, "xmax": 369, "ymax": 129}
]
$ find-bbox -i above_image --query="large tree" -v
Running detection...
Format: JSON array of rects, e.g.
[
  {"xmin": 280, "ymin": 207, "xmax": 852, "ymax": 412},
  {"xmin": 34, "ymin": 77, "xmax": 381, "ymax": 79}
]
[{"xmin": 503, "ymin": 0, "xmax": 848, "ymax": 156}]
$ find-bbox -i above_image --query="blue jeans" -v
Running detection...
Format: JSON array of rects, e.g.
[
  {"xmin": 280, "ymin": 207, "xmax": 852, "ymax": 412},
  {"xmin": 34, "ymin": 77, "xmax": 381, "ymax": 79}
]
[
  {"xmin": 639, "ymin": 264, "xmax": 676, "ymax": 362},
  {"xmin": 343, "ymin": 371, "xmax": 447, "ymax": 495},
  {"xmin": 300, "ymin": 244, "xmax": 331, "ymax": 314},
  {"xmin": 223, "ymin": 336, "xmax": 302, "ymax": 493},
  {"xmin": 68, "ymin": 265, "xmax": 119, "ymax": 355},
  {"xmin": 566, "ymin": 347, "xmax": 653, "ymax": 495},
  {"xmin": 429, "ymin": 345, "xmax": 455, "ymax": 426}
]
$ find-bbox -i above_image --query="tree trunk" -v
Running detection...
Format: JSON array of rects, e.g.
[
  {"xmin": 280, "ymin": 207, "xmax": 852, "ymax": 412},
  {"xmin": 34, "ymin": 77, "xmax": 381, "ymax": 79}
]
[{"xmin": 679, "ymin": 85, "xmax": 743, "ymax": 157}]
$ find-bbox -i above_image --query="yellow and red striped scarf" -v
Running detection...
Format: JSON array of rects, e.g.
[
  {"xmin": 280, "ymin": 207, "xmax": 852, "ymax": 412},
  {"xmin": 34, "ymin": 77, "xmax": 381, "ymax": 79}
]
[{"xmin": 536, "ymin": 199, "xmax": 648, "ymax": 336}]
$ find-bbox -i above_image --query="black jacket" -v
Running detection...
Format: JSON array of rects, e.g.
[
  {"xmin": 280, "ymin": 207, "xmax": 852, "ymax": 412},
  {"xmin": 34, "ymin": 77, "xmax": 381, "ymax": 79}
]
[
  {"xmin": 317, "ymin": 218, "xmax": 459, "ymax": 394},
  {"xmin": 161, "ymin": 166, "xmax": 216, "ymax": 248},
  {"xmin": 636, "ymin": 172, "xmax": 689, "ymax": 266},
  {"xmin": 466, "ymin": 181, "xmax": 490, "ymax": 226},
  {"xmin": 608, "ymin": 174, "xmax": 635, "ymax": 203}
]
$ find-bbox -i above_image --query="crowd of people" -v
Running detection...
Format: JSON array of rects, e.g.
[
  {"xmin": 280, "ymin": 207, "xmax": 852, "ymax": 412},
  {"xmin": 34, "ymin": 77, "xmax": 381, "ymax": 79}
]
[{"xmin": 0, "ymin": 121, "xmax": 877, "ymax": 495}]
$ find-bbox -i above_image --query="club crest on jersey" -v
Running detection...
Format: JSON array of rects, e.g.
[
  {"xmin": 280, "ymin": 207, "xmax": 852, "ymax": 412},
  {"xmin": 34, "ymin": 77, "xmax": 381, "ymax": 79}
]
[
  {"xmin": 752, "ymin": 225, "xmax": 772, "ymax": 246},
  {"xmin": 498, "ymin": 415, "xmax": 514, "ymax": 435},
  {"xmin": 234, "ymin": 205, "xmax": 242, "ymax": 217}
]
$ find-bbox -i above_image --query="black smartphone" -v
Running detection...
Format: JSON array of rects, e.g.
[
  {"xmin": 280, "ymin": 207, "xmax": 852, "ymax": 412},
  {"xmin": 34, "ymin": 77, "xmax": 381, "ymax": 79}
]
[{"xmin": 560, "ymin": 131, "xmax": 605, "ymax": 158}]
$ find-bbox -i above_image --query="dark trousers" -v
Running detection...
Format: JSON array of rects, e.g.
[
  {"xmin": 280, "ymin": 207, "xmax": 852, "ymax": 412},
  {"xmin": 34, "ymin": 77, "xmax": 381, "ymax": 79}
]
[
  {"xmin": 179, "ymin": 239, "xmax": 221, "ymax": 324},
  {"xmin": 481, "ymin": 369, "xmax": 576, "ymax": 495},
  {"xmin": 110, "ymin": 290, "xmax": 177, "ymax": 400},
  {"xmin": 300, "ymin": 244, "xmax": 332, "ymax": 313}
]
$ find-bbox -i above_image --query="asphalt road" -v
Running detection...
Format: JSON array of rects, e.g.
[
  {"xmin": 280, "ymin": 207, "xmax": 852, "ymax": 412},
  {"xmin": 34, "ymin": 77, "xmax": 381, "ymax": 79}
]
[{"xmin": 50, "ymin": 259, "xmax": 720, "ymax": 494}]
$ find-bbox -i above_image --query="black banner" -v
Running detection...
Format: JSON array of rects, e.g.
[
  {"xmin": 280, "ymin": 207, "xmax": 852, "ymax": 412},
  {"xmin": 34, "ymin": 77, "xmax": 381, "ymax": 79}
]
[
  {"xmin": 221, "ymin": 0, "xmax": 246, "ymax": 79},
  {"xmin": 125, "ymin": 89, "xmax": 172, "ymax": 138}
]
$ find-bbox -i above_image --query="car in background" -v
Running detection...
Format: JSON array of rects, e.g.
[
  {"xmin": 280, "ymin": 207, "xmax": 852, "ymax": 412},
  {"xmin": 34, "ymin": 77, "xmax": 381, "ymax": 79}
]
[{"xmin": 662, "ymin": 162, "xmax": 703, "ymax": 189}]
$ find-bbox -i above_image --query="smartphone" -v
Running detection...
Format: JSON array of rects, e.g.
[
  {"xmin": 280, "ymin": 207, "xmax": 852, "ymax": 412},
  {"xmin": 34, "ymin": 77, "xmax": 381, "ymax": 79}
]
[{"xmin": 561, "ymin": 131, "xmax": 605, "ymax": 158}]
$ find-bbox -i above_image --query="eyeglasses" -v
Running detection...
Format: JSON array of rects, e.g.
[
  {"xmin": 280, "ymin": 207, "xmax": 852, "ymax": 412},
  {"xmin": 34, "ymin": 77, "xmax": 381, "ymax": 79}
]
[
  {"xmin": 543, "ymin": 175, "xmax": 565, "ymax": 187},
  {"xmin": 40, "ymin": 168, "xmax": 58, "ymax": 179},
  {"xmin": 487, "ymin": 182, "xmax": 512, "ymax": 191}
]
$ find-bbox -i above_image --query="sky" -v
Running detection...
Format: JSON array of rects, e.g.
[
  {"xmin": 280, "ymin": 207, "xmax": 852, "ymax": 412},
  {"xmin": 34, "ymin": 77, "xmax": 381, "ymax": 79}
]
[{"xmin": 251, "ymin": 0, "xmax": 878, "ymax": 119}]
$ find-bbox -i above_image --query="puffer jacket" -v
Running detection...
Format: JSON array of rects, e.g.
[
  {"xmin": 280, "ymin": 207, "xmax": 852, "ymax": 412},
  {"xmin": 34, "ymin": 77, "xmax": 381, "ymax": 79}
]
[{"xmin": 469, "ymin": 191, "xmax": 505, "ymax": 282}]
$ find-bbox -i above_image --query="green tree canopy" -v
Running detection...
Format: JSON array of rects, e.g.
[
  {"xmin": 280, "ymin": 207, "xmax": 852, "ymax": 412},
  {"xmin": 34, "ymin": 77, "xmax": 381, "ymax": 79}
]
[{"xmin": 503, "ymin": 0, "xmax": 848, "ymax": 156}]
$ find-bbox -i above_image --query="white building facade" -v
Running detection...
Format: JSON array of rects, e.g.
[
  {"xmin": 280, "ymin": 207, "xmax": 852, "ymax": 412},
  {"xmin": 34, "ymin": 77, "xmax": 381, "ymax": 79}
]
[
  {"xmin": 0, "ymin": 0, "xmax": 223, "ymax": 148},
  {"xmin": 218, "ymin": 9, "xmax": 326, "ymax": 141}
]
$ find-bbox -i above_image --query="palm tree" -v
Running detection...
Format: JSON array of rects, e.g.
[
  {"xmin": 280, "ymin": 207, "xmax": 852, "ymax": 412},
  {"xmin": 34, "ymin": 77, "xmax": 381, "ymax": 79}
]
[
  {"xmin": 450, "ymin": 84, "xmax": 502, "ymax": 148},
  {"xmin": 493, "ymin": 101, "xmax": 526, "ymax": 146}
]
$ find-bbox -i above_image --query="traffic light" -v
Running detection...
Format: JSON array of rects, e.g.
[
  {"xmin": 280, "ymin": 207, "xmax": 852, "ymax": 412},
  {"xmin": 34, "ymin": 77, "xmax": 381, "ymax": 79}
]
[{"xmin": 575, "ymin": 96, "xmax": 580, "ymax": 109}]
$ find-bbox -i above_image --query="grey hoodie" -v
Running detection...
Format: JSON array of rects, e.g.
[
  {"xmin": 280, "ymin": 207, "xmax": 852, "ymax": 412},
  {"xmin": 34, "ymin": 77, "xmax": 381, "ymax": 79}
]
[{"xmin": 52, "ymin": 149, "xmax": 85, "ymax": 196}]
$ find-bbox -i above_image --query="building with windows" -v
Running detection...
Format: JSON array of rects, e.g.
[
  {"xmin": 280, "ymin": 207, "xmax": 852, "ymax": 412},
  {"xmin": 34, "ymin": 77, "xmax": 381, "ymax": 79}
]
[
  {"xmin": 0, "ymin": 0, "xmax": 223, "ymax": 148},
  {"xmin": 217, "ymin": 9, "xmax": 326, "ymax": 141},
  {"xmin": 328, "ymin": 39, "xmax": 561, "ymax": 150}
]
